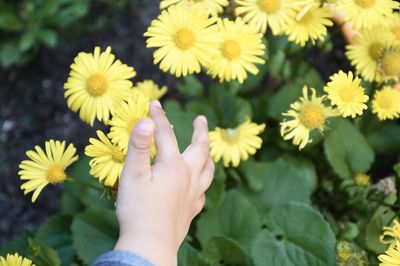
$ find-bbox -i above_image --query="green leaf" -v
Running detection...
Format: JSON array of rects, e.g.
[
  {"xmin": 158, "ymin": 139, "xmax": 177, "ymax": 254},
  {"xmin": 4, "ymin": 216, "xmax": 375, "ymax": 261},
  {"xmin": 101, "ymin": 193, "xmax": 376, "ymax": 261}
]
[
  {"xmin": 395, "ymin": 162, "xmax": 400, "ymax": 177},
  {"xmin": 324, "ymin": 119, "xmax": 375, "ymax": 178},
  {"xmin": 19, "ymin": 32, "xmax": 35, "ymax": 52},
  {"xmin": 196, "ymin": 191, "xmax": 261, "ymax": 248},
  {"xmin": 0, "ymin": 41, "xmax": 21, "ymax": 67},
  {"xmin": 366, "ymin": 122, "xmax": 400, "ymax": 154},
  {"xmin": 0, "ymin": 13, "xmax": 23, "ymax": 31},
  {"xmin": 202, "ymin": 236, "xmax": 248, "ymax": 265},
  {"xmin": 28, "ymin": 238, "xmax": 62, "ymax": 266},
  {"xmin": 176, "ymin": 75, "xmax": 203, "ymax": 97},
  {"xmin": 61, "ymin": 156, "xmax": 113, "ymax": 214},
  {"xmin": 178, "ymin": 242, "xmax": 210, "ymax": 266},
  {"xmin": 205, "ymin": 163, "xmax": 226, "ymax": 210},
  {"xmin": 71, "ymin": 208, "xmax": 118, "ymax": 265},
  {"xmin": 166, "ymin": 109, "xmax": 197, "ymax": 152},
  {"xmin": 38, "ymin": 29, "xmax": 57, "ymax": 48},
  {"xmin": 35, "ymin": 215, "xmax": 73, "ymax": 266},
  {"xmin": 251, "ymin": 202, "xmax": 336, "ymax": 266},
  {"xmin": 243, "ymin": 155, "xmax": 316, "ymax": 211}
]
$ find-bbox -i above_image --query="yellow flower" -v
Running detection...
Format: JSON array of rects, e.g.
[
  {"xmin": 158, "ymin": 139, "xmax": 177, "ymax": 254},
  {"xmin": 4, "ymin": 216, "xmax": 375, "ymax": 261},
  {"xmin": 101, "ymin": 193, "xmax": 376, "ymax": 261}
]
[
  {"xmin": 64, "ymin": 47, "xmax": 136, "ymax": 126},
  {"xmin": 18, "ymin": 140, "xmax": 78, "ymax": 203},
  {"xmin": 346, "ymin": 28, "xmax": 392, "ymax": 82},
  {"xmin": 206, "ymin": 18, "xmax": 265, "ymax": 84},
  {"xmin": 133, "ymin": 80, "xmax": 167, "ymax": 100},
  {"xmin": 0, "ymin": 253, "xmax": 35, "ymax": 266},
  {"xmin": 160, "ymin": 0, "xmax": 229, "ymax": 15},
  {"xmin": 378, "ymin": 240, "xmax": 400, "ymax": 265},
  {"xmin": 381, "ymin": 219, "xmax": 400, "ymax": 244},
  {"xmin": 378, "ymin": 47, "xmax": 400, "ymax": 82},
  {"xmin": 285, "ymin": 5, "xmax": 333, "ymax": 46},
  {"xmin": 335, "ymin": 0, "xmax": 399, "ymax": 30},
  {"xmin": 372, "ymin": 86, "xmax": 400, "ymax": 120},
  {"xmin": 280, "ymin": 86, "xmax": 340, "ymax": 150},
  {"xmin": 324, "ymin": 70, "xmax": 369, "ymax": 118},
  {"xmin": 85, "ymin": 130, "xmax": 126, "ymax": 187},
  {"xmin": 108, "ymin": 91, "xmax": 155, "ymax": 155},
  {"xmin": 385, "ymin": 14, "xmax": 400, "ymax": 44},
  {"xmin": 353, "ymin": 173, "xmax": 371, "ymax": 186},
  {"xmin": 209, "ymin": 118, "xmax": 265, "ymax": 167},
  {"xmin": 144, "ymin": 4, "xmax": 219, "ymax": 77},
  {"xmin": 235, "ymin": 0, "xmax": 305, "ymax": 34}
]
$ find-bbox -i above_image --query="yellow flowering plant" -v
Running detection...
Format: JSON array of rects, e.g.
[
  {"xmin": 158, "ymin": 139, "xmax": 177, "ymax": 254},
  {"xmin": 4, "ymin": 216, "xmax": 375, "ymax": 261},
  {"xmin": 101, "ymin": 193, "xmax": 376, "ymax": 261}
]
[{"xmin": 2, "ymin": 1, "xmax": 400, "ymax": 265}]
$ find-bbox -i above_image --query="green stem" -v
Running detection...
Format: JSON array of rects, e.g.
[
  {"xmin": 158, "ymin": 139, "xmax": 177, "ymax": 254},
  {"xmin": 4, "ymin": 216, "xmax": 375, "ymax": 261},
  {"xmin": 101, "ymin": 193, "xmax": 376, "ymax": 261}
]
[
  {"xmin": 66, "ymin": 177, "xmax": 103, "ymax": 193},
  {"xmin": 228, "ymin": 168, "xmax": 242, "ymax": 181}
]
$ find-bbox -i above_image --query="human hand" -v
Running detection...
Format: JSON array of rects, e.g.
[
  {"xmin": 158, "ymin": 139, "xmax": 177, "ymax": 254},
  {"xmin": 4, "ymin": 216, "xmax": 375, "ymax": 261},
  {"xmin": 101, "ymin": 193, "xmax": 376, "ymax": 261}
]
[{"xmin": 114, "ymin": 100, "xmax": 215, "ymax": 266}]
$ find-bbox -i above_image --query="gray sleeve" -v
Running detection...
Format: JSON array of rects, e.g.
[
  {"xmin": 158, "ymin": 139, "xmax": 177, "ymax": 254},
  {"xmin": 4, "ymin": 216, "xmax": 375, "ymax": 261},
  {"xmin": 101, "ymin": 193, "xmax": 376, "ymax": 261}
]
[{"xmin": 92, "ymin": 250, "xmax": 154, "ymax": 266}]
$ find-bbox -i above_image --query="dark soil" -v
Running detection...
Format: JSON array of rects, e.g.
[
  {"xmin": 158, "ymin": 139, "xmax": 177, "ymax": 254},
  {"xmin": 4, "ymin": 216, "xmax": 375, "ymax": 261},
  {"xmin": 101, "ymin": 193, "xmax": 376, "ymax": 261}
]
[{"xmin": 0, "ymin": 0, "xmax": 177, "ymax": 246}]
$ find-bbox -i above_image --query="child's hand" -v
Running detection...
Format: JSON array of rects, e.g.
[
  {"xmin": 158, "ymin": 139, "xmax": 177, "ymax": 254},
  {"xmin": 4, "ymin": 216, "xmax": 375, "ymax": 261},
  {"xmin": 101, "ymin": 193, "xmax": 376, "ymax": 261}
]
[{"xmin": 114, "ymin": 100, "xmax": 214, "ymax": 266}]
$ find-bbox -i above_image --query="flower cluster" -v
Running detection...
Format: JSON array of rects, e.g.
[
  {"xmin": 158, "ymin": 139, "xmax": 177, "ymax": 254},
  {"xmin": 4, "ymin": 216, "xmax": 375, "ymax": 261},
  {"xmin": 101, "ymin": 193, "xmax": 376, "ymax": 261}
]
[{"xmin": 19, "ymin": 47, "xmax": 168, "ymax": 202}]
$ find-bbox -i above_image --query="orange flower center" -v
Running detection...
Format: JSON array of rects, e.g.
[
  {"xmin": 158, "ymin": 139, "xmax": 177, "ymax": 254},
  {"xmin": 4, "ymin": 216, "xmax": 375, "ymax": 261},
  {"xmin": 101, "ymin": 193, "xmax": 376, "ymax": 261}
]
[
  {"xmin": 112, "ymin": 149, "xmax": 125, "ymax": 163},
  {"xmin": 258, "ymin": 0, "xmax": 281, "ymax": 13},
  {"xmin": 222, "ymin": 40, "xmax": 241, "ymax": 60},
  {"xmin": 46, "ymin": 164, "xmax": 66, "ymax": 184},
  {"xmin": 175, "ymin": 28, "xmax": 196, "ymax": 50},
  {"xmin": 381, "ymin": 50, "xmax": 400, "ymax": 77},
  {"xmin": 300, "ymin": 104, "xmax": 325, "ymax": 130},
  {"xmin": 392, "ymin": 26, "xmax": 400, "ymax": 41},
  {"xmin": 86, "ymin": 73, "xmax": 107, "ymax": 96}
]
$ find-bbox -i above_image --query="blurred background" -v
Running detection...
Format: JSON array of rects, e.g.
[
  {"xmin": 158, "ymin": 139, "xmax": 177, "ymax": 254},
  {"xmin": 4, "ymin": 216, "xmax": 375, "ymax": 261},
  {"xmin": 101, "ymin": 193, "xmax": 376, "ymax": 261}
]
[{"xmin": 0, "ymin": 0, "xmax": 181, "ymax": 246}]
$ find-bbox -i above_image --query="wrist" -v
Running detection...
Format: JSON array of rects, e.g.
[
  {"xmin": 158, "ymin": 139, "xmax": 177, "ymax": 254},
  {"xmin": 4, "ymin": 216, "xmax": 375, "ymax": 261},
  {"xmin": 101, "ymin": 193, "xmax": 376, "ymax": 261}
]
[{"xmin": 114, "ymin": 230, "xmax": 178, "ymax": 266}]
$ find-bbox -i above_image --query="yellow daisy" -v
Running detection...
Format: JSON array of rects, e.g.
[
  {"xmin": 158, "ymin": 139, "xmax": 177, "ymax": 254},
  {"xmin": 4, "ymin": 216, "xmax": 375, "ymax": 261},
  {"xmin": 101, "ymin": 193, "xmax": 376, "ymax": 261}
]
[
  {"xmin": 0, "ymin": 253, "xmax": 35, "ymax": 266},
  {"xmin": 280, "ymin": 86, "xmax": 340, "ymax": 150},
  {"xmin": 381, "ymin": 219, "xmax": 400, "ymax": 244},
  {"xmin": 324, "ymin": 70, "xmax": 369, "ymax": 118},
  {"xmin": 235, "ymin": 0, "xmax": 301, "ymax": 34},
  {"xmin": 206, "ymin": 18, "xmax": 265, "ymax": 84},
  {"xmin": 335, "ymin": 0, "xmax": 399, "ymax": 30},
  {"xmin": 353, "ymin": 173, "xmax": 371, "ymax": 186},
  {"xmin": 378, "ymin": 47, "xmax": 400, "ymax": 82},
  {"xmin": 108, "ymin": 91, "xmax": 155, "ymax": 155},
  {"xmin": 85, "ymin": 130, "xmax": 126, "ymax": 187},
  {"xmin": 18, "ymin": 140, "xmax": 78, "ymax": 203},
  {"xmin": 346, "ymin": 28, "xmax": 392, "ymax": 82},
  {"xmin": 385, "ymin": 14, "xmax": 400, "ymax": 44},
  {"xmin": 285, "ymin": 5, "xmax": 333, "ymax": 46},
  {"xmin": 160, "ymin": 0, "xmax": 229, "ymax": 15},
  {"xmin": 144, "ymin": 4, "xmax": 220, "ymax": 77},
  {"xmin": 372, "ymin": 86, "xmax": 400, "ymax": 120},
  {"xmin": 133, "ymin": 80, "xmax": 168, "ymax": 100},
  {"xmin": 378, "ymin": 240, "xmax": 400, "ymax": 265},
  {"xmin": 209, "ymin": 118, "xmax": 265, "ymax": 167},
  {"xmin": 64, "ymin": 47, "xmax": 136, "ymax": 126}
]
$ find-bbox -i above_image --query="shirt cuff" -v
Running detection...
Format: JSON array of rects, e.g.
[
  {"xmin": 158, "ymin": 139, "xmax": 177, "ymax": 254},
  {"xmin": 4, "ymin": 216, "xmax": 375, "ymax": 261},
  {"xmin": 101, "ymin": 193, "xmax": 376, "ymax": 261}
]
[{"xmin": 92, "ymin": 250, "xmax": 154, "ymax": 266}]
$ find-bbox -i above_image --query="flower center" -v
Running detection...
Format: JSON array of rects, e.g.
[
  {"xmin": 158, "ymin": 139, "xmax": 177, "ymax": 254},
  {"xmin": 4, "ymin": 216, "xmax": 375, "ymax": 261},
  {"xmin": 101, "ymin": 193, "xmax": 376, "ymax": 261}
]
[
  {"xmin": 46, "ymin": 164, "xmax": 66, "ymax": 184},
  {"xmin": 368, "ymin": 42, "xmax": 384, "ymax": 60},
  {"xmin": 353, "ymin": 173, "xmax": 371, "ymax": 186},
  {"xmin": 380, "ymin": 50, "xmax": 400, "ymax": 77},
  {"xmin": 221, "ymin": 128, "xmax": 239, "ymax": 143},
  {"xmin": 222, "ymin": 40, "xmax": 241, "ymax": 60},
  {"xmin": 86, "ymin": 73, "xmax": 107, "ymax": 96},
  {"xmin": 392, "ymin": 27, "xmax": 400, "ymax": 41},
  {"xmin": 258, "ymin": 0, "xmax": 281, "ymax": 13},
  {"xmin": 112, "ymin": 149, "xmax": 125, "ymax": 163},
  {"xmin": 354, "ymin": 0, "xmax": 375, "ymax": 8},
  {"xmin": 298, "ymin": 10, "xmax": 314, "ymax": 25},
  {"xmin": 299, "ymin": 104, "xmax": 325, "ymax": 130},
  {"xmin": 377, "ymin": 92, "xmax": 394, "ymax": 109},
  {"xmin": 126, "ymin": 118, "xmax": 139, "ymax": 134},
  {"xmin": 175, "ymin": 28, "xmax": 196, "ymax": 50},
  {"xmin": 338, "ymin": 88, "xmax": 357, "ymax": 102}
]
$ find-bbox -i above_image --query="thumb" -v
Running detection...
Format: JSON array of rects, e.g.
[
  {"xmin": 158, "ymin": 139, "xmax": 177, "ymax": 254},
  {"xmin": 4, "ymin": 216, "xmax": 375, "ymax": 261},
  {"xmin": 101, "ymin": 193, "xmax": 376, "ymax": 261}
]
[{"xmin": 121, "ymin": 118, "xmax": 155, "ymax": 182}]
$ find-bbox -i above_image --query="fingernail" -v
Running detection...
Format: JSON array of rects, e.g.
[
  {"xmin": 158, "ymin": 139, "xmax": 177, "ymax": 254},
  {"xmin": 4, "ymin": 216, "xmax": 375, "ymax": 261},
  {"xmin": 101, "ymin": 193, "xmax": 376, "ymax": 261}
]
[
  {"xmin": 151, "ymin": 100, "xmax": 162, "ymax": 109},
  {"xmin": 198, "ymin": 115, "xmax": 207, "ymax": 125},
  {"xmin": 134, "ymin": 119, "xmax": 153, "ymax": 135}
]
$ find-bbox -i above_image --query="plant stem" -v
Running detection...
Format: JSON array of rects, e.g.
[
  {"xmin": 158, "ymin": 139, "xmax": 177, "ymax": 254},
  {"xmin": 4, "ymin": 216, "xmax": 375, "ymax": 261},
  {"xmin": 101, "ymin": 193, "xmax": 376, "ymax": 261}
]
[{"xmin": 66, "ymin": 177, "xmax": 103, "ymax": 193}]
